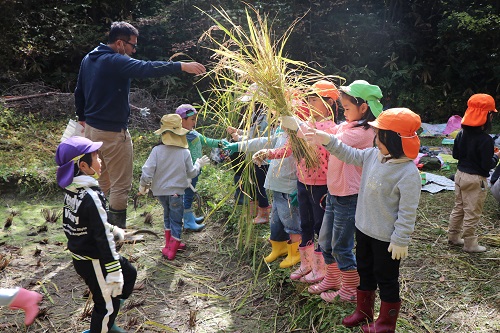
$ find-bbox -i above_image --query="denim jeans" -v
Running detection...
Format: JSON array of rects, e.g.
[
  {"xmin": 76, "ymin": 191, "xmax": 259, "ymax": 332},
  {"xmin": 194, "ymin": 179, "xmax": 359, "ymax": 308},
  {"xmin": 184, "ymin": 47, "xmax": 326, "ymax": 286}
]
[
  {"xmin": 183, "ymin": 174, "xmax": 199, "ymax": 210},
  {"xmin": 270, "ymin": 191, "xmax": 301, "ymax": 241},
  {"xmin": 297, "ymin": 181, "xmax": 327, "ymax": 248},
  {"xmin": 157, "ymin": 195, "xmax": 184, "ymax": 239},
  {"xmin": 356, "ymin": 228, "xmax": 401, "ymax": 303},
  {"xmin": 319, "ymin": 193, "xmax": 357, "ymax": 270}
]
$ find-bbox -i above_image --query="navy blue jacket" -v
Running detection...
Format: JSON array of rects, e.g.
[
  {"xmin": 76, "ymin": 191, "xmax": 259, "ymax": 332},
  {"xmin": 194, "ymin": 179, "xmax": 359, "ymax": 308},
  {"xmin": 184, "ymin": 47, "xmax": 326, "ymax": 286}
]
[
  {"xmin": 75, "ymin": 44, "xmax": 182, "ymax": 132},
  {"xmin": 453, "ymin": 128, "xmax": 499, "ymax": 177}
]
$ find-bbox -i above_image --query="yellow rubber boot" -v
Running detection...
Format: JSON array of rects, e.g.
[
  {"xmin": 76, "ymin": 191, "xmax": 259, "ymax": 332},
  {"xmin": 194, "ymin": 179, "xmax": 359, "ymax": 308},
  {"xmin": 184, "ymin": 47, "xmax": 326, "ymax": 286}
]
[
  {"xmin": 279, "ymin": 240, "xmax": 300, "ymax": 268},
  {"xmin": 264, "ymin": 240, "xmax": 289, "ymax": 263}
]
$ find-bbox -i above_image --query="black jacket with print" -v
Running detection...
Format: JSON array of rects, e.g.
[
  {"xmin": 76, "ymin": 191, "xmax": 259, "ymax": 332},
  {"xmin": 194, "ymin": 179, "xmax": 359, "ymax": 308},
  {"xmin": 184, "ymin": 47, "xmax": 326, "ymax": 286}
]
[{"xmin": 62, "ymin": 175, "xmax": 120, "ymax": 272}]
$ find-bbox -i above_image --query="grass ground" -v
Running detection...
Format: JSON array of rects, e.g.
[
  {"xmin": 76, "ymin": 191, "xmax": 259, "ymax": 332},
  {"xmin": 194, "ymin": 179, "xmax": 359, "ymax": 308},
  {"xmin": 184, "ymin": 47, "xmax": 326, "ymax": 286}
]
[{"xmin": 0, "ymin": 106, "xmax": 499, "ymax": 332}]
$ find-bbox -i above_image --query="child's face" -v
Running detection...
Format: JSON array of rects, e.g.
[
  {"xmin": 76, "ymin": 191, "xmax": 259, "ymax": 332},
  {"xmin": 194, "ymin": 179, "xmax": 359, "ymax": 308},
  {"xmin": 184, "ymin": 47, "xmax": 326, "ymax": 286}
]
[
  {"xmin": 181, "ymin": 115, "xmax": 197, "ymax": 130},
  {"xmin": 80, "ymin": 151, "xmax": 102, "ymax": 177},
  {"xmin": 341, "ymin": 98, "xmax": 367, "ymax": 123},
  {"xmin": 373, "ymin": 128, "xmax": 390, "ymax": 155},
  {"xmin": 307, "ymin": 96, "xmax": 332, "ymax": 120}
]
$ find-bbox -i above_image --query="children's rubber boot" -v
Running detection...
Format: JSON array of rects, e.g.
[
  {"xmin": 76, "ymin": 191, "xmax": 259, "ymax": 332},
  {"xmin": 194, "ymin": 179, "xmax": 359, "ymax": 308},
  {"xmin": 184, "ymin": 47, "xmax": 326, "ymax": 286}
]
[
  {"xmin": 320, "ymin": 269, "xmax": 359, "ymax": 303},
  {"xmin": 167, "ymin": 238, "xmax": 181, "ymax": 260},
  {"xmin": 194, "ymin": 215, "xmax": 205, "ymax": 223},
  {"xmin": 248, "ymin": 200, "xmax": 257, "ymax": 217},
  {"xmin": 463, "ymin": 236, "xmax": 486, "ymax": 253},
  {"xmin": 342, "ymin": 289, "xmax": 376, "ymax": 328},
  {"xmin": 264, "ymin": 240, "xmax": 288, "ymax": 263},
  {"xmin": 253, "ymin": 206, "xmax": 271, "ymax": 224},
  {"xmin": 81, "ymin": 330, "xmax": 90, "ymax": 333},
  {"xmin": 109, "ymin": 323, "xmax": 127, "ymax": 333},
  {"xmin": 290, "ymin": 242, "xmax": 314, "ymax": 280},
  {"xmin": 301, "ymin": 250, "xmax": 326, "ymax": 283},
  {"xmin": 361, "ymin": 300, "xmax": 401, "ymax": 333},
  {"xmin": 448, "ymin": 233, "xmax": 464, "ymax": 246},
  {"xmin": 183, "ymin": 210, "xmax": 205, "ymax": 231},
  {"xmin": 161, "ymin": 230, "xmax": 171, "ymax": 257},
  {"xmin": 171, "ymin": 237, "xmax": 186, "ymax": 251},
  {"xmin": 279, "ymin": 240, "xmax": 300, "ymax": 268},
  {"xmin": 8, "ymin": 288, "xmax": 42, "ymax": 326},
  {"xmin": 308, "ymin": 262, "xmax": 342, "ymax": 294},
  {"xmin": 108, "ymin": 208, "xmax": 127, "ymax": 229}
]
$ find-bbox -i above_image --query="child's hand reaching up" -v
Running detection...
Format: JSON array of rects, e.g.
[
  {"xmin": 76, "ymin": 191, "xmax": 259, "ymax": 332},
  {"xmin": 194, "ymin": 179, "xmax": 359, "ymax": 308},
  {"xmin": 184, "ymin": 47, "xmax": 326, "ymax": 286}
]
[
  {"xmin": 304, "ymin": 128, "xmax": 331, "ymax": 146},
  {"xmin": 196, "ymin": 155, "xmax": 210, "ymax": 168},
  {"xmin": 388, "ymin": 243, "xmax": 408, "ymax": 260}
]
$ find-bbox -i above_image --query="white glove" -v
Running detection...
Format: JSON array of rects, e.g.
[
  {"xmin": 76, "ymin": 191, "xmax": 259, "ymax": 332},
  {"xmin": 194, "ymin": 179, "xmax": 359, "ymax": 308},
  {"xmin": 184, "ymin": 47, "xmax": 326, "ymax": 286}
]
[
  {"xmin": 252, "ymin": 149, "xmax": 269, "ymax": 167},
  {"xmin": 105, "ymin": 270, "xmax": 124, "ymax": 297},
  {"xmin": 304, "ymin": 128, "xmax": 331, "ymax": 146},
  {"xmin": 280, "ymin": 116, "xmax": 303, "ymax": 131},
  {"xmin": 111, "ymin": 225, "xmax": 125, "ymax": 241},
  {"xmin": 196, "ymin": 155, "xmax": 210, "ymax": 168},
  {"xmin": 388, "ymin": 243, "xmax": 408, "ymax": 260},
  {"xmin": 138, "ymin": 185, "xmax": 149, "ymax": 195},
  {"xmin": 139, "ymin": 107, "xmax": 150, "ymax": 117}
]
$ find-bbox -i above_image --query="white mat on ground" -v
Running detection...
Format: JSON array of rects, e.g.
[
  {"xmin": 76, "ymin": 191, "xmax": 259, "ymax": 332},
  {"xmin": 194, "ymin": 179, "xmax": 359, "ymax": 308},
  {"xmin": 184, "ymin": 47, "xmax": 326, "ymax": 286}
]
[{"xmin": 422, "ymin": 172, "xmax": 455, "ymax": 193}]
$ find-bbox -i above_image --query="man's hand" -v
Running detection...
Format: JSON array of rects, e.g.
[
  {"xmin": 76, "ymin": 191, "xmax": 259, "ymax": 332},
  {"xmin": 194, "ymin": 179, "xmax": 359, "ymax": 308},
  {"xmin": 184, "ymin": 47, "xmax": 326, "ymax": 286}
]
[
  {"xmin": 181, "ymin": 62, "xmax": 206, "ymax": 75},
  {"xmin": 388, "ymin": 243, "xmax": 408, "ymax": 260},
  {"xmin": 105, "ymin": 270, "xmax": 124, "ymax": 297}
]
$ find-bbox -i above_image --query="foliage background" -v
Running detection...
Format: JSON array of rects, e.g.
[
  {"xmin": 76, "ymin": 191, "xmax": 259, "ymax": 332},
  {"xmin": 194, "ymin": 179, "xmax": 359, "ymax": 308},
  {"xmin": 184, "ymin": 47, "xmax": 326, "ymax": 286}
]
[{"xmin": 0, "ymin": 0, "xmax": 499, "ymax": 122}]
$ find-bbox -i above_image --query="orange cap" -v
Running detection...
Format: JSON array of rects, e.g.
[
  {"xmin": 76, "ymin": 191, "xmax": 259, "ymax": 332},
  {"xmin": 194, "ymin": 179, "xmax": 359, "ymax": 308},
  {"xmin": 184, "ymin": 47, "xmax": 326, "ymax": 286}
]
[
  {"xmin": 368, "ymin": 108, "xmax": 422, "ymax": 159},
  {"xmin": 461, "ymin": 94, "xmax": 497, "ymax": 126},
  {"xmin": 310, "ymin": 80, "xmax": 340, "ymax": 101}
]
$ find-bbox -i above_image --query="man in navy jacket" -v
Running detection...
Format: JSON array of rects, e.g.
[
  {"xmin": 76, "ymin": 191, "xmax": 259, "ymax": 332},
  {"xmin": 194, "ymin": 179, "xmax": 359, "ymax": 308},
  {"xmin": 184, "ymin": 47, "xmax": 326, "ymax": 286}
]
[{"xmin": 75, "ymin": 21, "xmax": 205, "ymax": 228}]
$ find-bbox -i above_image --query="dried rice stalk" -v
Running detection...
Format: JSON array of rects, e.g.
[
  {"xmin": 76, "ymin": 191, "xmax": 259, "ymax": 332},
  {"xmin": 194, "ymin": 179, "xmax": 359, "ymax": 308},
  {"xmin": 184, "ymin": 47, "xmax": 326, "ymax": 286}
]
[{"xmin": 199, "ymin": 6, "xmax": 343, "ymax": 169}]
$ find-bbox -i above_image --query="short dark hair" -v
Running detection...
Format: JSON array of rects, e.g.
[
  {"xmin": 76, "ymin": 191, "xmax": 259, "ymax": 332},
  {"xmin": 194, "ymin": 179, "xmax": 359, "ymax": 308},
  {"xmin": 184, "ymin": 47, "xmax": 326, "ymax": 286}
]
[
  {"xmin": 340, "ymin": 91, "xmax": 376, "ymax": 130},
  {"xmin": 377, "ymin": 129, "xmax": 404, "ymax": 158},
  {"xmin": 108, "ymin": 21, "xmax": 139, "ymax": 43},
  {"xmin": 73, "ymin": 152, "xmax": 94, "ymax": 176}
]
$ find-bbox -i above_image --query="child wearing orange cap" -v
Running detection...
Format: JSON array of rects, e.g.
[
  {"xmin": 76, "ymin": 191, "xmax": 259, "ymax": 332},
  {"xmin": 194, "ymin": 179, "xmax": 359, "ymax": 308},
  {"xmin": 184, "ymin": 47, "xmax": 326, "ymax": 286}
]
[
  {"xmin": 283, "ymin": 107, "xmax": 422, "ymax": 333},
  {"xmin": 448, "ymin": 94, "xmax": 499, "ymax": 252},
  {"xmin": 253, "ymin": 80, "xmax": 339, "ymax": 280},
  {"xmin": 307, "ymin": 80, "xmax": 380, "ymax": 304}
]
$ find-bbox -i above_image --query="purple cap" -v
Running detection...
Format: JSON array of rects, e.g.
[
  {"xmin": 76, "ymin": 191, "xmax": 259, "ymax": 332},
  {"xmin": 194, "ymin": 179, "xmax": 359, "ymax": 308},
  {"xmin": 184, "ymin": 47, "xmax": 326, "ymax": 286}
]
[
  {"xmin": 55, "ymin": 136, "xmax": 102, "ymax": 188},
  {"xmin": 175, "ymin": 104, "xmax": 197, "ymax": 119}
]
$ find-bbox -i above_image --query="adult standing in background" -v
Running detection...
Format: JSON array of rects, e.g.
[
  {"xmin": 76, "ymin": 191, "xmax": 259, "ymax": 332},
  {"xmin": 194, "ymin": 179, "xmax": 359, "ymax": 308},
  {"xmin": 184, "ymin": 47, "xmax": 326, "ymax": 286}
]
[{"xmin": 75, "ymin": 21, "xmax": 206, "ymax": 228}]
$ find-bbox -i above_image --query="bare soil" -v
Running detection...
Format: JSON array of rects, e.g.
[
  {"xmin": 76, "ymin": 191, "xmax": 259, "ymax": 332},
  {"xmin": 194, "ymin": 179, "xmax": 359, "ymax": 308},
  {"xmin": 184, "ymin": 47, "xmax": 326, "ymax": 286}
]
[{"xmin": 0, "ymin": 195, "xmax": 279, "ymax": 333}]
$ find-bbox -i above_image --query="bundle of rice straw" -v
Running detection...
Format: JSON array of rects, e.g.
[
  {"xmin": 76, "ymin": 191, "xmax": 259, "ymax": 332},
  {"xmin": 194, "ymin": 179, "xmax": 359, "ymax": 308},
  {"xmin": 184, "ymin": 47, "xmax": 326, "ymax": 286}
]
[{"xmin": 199, "ymin": 6, "xmax": 343, "ymax": 169}]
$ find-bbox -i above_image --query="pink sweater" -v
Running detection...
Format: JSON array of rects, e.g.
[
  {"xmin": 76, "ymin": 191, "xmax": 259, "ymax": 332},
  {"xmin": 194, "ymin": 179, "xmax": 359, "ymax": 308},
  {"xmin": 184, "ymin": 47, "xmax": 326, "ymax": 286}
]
[
  {"xmin": 268, "ymin": 120, "xmax": 335, "ymax": 185},
  {"xmin": 327, "ymin": 122, "xmax": 375, "ymax": 196}
]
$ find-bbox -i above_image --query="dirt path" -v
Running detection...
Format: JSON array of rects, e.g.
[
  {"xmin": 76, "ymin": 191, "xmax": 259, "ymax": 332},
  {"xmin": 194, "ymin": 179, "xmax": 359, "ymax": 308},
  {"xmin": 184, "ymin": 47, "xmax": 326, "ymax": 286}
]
[{"xmin": 0, "ymin": 199, "xmax": 277, "ymax": 333}]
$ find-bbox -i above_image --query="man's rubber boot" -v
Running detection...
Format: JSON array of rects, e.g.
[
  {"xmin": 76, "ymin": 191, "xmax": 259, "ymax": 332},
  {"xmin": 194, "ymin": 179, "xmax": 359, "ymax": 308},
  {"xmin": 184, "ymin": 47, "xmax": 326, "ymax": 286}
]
[
  {"xmin": 342, "ymin": 289, "xmax": 376, "ymax": 328},
  {"xmin": 108, "ymin": 208, "xmax": 127, "ymax": 229},
  {"xmin": 264, "ymin": 240, "xmax": 288, "ymax": 263},
  {"xmin": 361, "ymin": 300, "xmax": 401, "ymax": 333},
  {"xmin": 8, "ymin": 288, "xmax": 42, "ymax": 326},
  {"xmin": 183, "ymin": 210, "xmax": 205, "ymax": 231},
  {"xmin": 290, "ymin": 242, "xmax": 314, "ymax": 280},
  {"xmin": 279, "ymin": 240, "xmax": 300, "ymax": 268}
]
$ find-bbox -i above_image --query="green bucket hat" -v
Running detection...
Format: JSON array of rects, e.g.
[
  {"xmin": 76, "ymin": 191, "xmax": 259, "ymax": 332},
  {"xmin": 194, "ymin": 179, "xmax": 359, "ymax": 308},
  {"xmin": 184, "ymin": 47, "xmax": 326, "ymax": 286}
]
[{"xmin": 339, "ymin": 80, "xmax": 383, "ymax": 117}]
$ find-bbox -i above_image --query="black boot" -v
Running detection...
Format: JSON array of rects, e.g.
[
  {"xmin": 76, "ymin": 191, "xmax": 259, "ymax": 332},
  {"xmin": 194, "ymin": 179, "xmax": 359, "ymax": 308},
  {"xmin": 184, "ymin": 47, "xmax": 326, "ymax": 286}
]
[{"xmin": 108, "ymin": 208, "xmax": 127, "ymax": 228}]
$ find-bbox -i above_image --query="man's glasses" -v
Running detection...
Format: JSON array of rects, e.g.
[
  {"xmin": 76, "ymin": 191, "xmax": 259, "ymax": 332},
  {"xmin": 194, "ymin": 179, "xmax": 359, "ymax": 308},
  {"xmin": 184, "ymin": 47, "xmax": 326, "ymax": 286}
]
[{"xmin": 120, "ymin": 40, "xmax": 137, "ymax": 50}]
